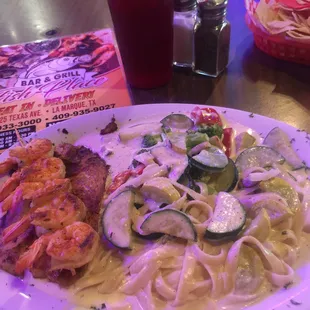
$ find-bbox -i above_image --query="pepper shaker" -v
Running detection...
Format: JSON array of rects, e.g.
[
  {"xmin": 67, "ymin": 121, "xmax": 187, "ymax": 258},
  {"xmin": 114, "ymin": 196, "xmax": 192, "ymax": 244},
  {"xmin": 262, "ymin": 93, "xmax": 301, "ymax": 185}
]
[
  {"xmin": 173, "ymin": 0, "xmax": 197, "ymax": 68},
  {"xmin": 193, "ymin": 0, "xmax": 231, "ymax": 77}
]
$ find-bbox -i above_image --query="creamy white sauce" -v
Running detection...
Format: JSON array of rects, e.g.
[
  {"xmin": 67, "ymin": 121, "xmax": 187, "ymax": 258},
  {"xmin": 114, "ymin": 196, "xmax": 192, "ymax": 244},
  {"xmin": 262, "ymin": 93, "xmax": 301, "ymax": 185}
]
[
  {"xmin": 72, "ymin": 112, "xmax": 309, "ymax": 310},
  {"xmin": 75, "ymin": 113, "xmax": 259, "ymax": 178}
]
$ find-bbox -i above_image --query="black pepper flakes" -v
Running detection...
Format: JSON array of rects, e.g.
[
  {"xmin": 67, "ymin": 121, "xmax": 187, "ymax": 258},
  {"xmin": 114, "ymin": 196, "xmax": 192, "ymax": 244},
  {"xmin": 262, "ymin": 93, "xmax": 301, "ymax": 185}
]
[
  {"xmin": 249, "ymin": 113, "xmax": 254, "ymax": 118},
  {"xmin": 222, "ymin": 110, "xmax": 227, "ymax": 114},
  {"xmin": 30, "ymin": 284, "xmax": 35, "ymax": 287},
  {"xmin": 62, "ymin": 128, "xmax": 69, "ymax": 135},
  {"xmin": 105, "ymin": 151, "xmax": 113, "ymax": 157},
  {"xmin": 282, "ymin": 231, "xmax": 288, "ymax": 235},
  {"xmin": 290, "ymin": 299, "xmax": 302, "ymax": 306},
  {"xmin": 283, "ymin": 281, "xmax": 293, "ymax": 289},
  {"xmin": 290, "ymin": 138, "xmax": 296, "ymax": 144}
]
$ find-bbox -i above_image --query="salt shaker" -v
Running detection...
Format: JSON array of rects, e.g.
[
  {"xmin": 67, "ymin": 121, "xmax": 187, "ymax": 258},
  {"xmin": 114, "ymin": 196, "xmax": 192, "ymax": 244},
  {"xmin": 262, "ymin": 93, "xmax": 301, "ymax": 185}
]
[
  {"xmin": 193, "ymin": 0, "xmax": 231, "ymax": 77},
  {"xmin": 173, "ymin": 0, "xmax": 197, "ymax": 68}
]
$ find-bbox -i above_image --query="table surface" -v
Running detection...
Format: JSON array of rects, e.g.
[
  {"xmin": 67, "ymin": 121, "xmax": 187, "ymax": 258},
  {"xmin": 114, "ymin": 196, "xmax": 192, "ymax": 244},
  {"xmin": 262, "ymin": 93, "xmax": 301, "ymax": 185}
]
[{"xmin": 1, "ymin": 0, "xmax": 309, "ymax": 132}]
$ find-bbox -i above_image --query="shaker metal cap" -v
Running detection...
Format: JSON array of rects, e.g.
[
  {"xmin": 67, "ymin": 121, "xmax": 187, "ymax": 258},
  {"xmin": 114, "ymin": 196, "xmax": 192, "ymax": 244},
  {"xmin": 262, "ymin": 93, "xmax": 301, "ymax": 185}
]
[
  {"xmin": 174, "ymin": 0, "xmax": 197, "ymax": 12},
  {"xmin": 197, "ymin": 0, "xmax": 228, "ymax": 10}
]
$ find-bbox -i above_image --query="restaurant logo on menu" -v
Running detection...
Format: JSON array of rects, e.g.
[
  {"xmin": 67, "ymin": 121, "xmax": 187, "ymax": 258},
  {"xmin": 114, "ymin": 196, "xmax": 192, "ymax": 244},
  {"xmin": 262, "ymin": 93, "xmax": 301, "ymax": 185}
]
[{"xmin": 0, "ymin": 31, "xmax": 120, "ymax": 103}]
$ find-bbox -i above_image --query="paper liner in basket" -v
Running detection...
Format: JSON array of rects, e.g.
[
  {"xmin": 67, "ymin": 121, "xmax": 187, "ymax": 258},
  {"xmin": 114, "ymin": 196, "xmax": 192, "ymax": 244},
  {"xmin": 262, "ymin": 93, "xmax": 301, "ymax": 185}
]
[
  {"xmin": 277, "ymin": 0, "xmax": 310, "ymax": 11},
  {"xmin": 245, "ymin": 0, "xmax": 310, "ymax": 41},
  {"xmin": 245, "ymin": 0, "xmax": 310, "ymax": 65}
]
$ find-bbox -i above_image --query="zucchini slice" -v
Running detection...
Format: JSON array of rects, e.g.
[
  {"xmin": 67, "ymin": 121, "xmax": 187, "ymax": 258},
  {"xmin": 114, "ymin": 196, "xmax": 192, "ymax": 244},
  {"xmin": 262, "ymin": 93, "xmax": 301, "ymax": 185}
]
[
  {"xmin": 259, "ymin": 177, "xmax": 300, "ymax": 213},
  {"xmin": 205, "ymin": 192, "xmax": 246, "ymax": 240},
  {"xmin": 160, "ymin": 114, "xmax": 194, "ymax": 131},
  {"xmin": 141, "ymin": 177, "xmax": 181, "ymax": 204},
  {"xmin": 167, "ymin": 132, "xmax": 187, "ymax": 154},
  {"xmin": 184, "ymin": 159, "xmax": 238, "ymax": 193},
  {"xmin": 235, "ymin": 132, "xmax": 256, "ymax": 153},
  {"xmin": 264, "ymin": 127, "xmax": 304, "ymax": 170},
  {"xmin": 208, "ymin": 159, "xmax": 239, "ymax": 193},
  {"xmin": 177, "ymin": 167, "xmax": 200, "ymax": 193},
  {"xmin": 140, "ymin": 209, "xmax": 197, "ymax": 241},
  {"xmin": 235, "ymin": 146, "xmax": 284, "ymax": 173},
  {"xmin": 102, "ymin": 190, "xmax": 134, "ymax": 249},
  {"xmin": 150, "ymin": 146, "xmax": 188, "ymax": 181},
  {"xmin": 189, "ymin": 147, "xmax": 228, "ymax": 172},
  {"xmin": 134, "ymin": 231, "xmax": 163, "ymax": 240}
]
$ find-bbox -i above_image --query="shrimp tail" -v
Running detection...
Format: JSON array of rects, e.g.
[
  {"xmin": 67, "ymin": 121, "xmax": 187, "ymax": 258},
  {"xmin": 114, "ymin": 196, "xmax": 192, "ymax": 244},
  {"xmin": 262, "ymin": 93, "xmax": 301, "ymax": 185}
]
[
  {"xmin": 0, "ymin": 158, "xmax": 18, "ymax": 175},
  {"xmin": 15, "ymin": 236, "xmax": 49, "ymax": 275},
  {"xmin": 0, "ymin": 185, "xmax": 23, "ymax": 215},
  {"xmin": 0, "ymin": 173, "xmax": 20, "ymax": 202},
  {"xmin": 2, "ymin": 214, "xmax": 32, "ymax": 244}
]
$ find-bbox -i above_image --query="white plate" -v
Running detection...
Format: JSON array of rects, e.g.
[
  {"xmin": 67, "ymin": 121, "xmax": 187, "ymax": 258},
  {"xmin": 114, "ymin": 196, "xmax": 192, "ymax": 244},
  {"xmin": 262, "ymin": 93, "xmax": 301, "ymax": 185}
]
[{"xmin": 0, "ymin": 104, "xmax": 309, "ymax": 310}]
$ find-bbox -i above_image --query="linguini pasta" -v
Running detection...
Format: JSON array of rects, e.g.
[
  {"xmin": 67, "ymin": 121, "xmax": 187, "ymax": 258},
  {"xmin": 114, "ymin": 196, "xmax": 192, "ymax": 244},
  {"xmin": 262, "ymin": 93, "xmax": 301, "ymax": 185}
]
[
  {"xmin": 73, "ymin": 113, "xmax": 310, "ymax": 310},
  {"xmin": 75, "ymin": 171, "xmax": 309, "ymax": 309}
]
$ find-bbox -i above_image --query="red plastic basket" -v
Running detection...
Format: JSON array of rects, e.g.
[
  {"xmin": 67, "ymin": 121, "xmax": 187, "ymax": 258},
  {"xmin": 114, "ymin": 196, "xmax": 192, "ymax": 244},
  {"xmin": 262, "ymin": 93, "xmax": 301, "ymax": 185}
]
[{"xmin": 245, "ymin": 0, "xmax": 310, "ymax": 65}]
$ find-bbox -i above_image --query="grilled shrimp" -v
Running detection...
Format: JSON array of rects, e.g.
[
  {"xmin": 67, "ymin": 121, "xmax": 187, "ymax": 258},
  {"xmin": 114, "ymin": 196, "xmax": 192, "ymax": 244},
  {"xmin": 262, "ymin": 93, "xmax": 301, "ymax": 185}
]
[
  {"xmin": 0, "ymin": 157, "xmax": 66, "ymax": 203},
  {"xmin": 0, "ymin": 172, "xmax": 20, "ymax": 202},
  {"xmin": 0, "ymin": 158, "xmax": 17, "ymax": 175},
  {"xmin": 20, "ymin": 157, "xmax": 66, "ymax": 183},
  {"xmin": 30, "ymin": 192, "xmax": 86, "ymax": 230},
  {"xmin": 15, "ymin": 234, "xmax": 50, "ymax": 275},
  {"xmin": 0, "ymin": 179, "xmax": 71, "ymax": 214},
  {"xmin": 9, "ymin": 139, "xmax": 54, "ymax": 166},
  {"xmin": 15, "ymin": 222, "xmax": 99, "ymax": 275},
  {"xmin": 1, "ymin": 179, "xmax": 72, "ymax": 243}
]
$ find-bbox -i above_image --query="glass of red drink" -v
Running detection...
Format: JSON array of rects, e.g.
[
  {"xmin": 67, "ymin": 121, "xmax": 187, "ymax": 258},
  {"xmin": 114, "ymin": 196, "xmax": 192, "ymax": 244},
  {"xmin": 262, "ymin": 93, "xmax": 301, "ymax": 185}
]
[{"xmin": 108, "ymin": 0, "xmax": 174, "ymax": 89}]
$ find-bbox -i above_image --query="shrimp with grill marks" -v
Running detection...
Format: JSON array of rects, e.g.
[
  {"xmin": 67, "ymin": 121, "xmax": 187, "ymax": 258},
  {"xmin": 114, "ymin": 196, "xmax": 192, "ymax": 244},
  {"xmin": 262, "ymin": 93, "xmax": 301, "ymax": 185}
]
[
  {"xmin": 0, "ymin": 156, "xmax": 66, "ymax": 205},
  {"xmin": 0, "ymin": 158, "xmax": 18, "ymax": 175},
  {"xmin": 0, "ymin": 179, "xmax": 71, "ymax": 216},
  {"xmin": 15, "ymin": 222, "xmax": 99, "ymax": 276},
  {"xmin": 20, "ymin": 157, "xmax": 66, "ymax": 183},
  {"xmin": 9, "ymin": 139, "xmax": 54, "ymax": 166},
  {"xmin": 1, "ymin": 179, "xmax": 73, "ymax": 244}
]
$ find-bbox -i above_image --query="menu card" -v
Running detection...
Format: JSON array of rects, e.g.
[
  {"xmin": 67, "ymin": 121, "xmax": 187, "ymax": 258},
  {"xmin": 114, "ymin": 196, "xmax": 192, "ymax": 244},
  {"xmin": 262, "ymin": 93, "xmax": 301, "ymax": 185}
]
[{"xmin": 0, "ymin": 29, "xmax": 131, "ymax": 151}]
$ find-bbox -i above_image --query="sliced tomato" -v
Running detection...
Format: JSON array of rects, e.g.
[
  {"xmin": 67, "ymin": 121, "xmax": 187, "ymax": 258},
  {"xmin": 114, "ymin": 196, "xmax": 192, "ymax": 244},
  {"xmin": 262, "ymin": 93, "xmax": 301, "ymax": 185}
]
[
  {"xmin": 131, "ymin": 164, "xmax": 145, "ymax": 176},
  {"xmin": 222, "ymin": 128, "xmax": 233, "ymax": 157},
  {"xmin": 107, "ymin": 170, "xmax": 132, "ymax": 194},
  {"xmin": 190, "ymin": 107, "xmax": 223, "ymax": 126},
  {"xmin": 107, "ymin": 164, "xmax": 145, "ymax": 194}
]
